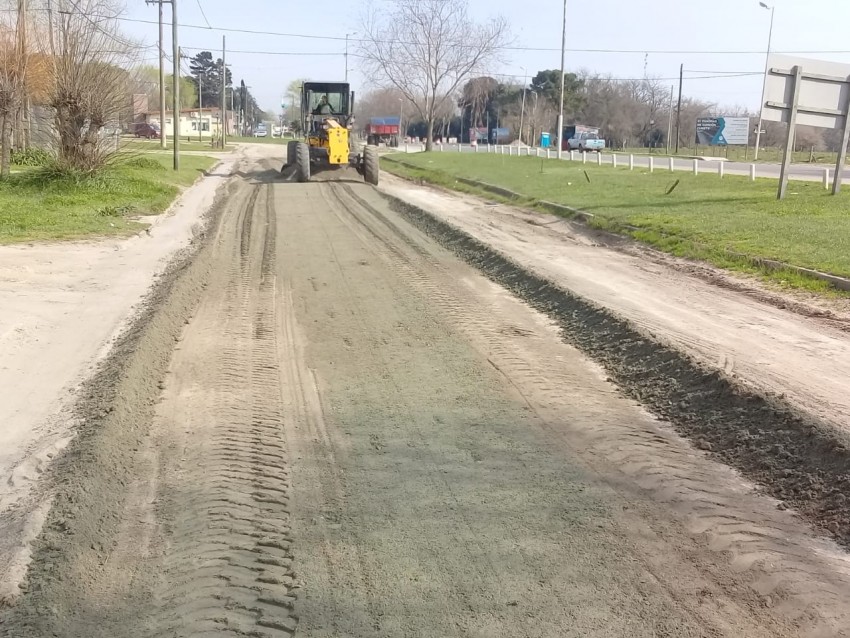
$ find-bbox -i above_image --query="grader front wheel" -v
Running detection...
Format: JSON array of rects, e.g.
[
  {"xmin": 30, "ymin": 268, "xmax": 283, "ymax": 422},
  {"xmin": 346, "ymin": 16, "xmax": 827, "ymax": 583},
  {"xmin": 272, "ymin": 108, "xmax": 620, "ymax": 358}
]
[
  {"xmin": 295, "ymin": 142, "xmax": 311, "ymax": 183},
  {"xmin": 363, "ymin": 145, "xmax": 379, "ymax": 186}
]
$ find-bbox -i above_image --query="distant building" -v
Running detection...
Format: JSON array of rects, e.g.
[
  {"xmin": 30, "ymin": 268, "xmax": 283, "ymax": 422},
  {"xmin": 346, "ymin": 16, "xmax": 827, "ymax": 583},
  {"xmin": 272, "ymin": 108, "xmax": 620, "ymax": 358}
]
[{"xmin": 147, "ymin": 107, "xmax": 236, "ymax": 138}]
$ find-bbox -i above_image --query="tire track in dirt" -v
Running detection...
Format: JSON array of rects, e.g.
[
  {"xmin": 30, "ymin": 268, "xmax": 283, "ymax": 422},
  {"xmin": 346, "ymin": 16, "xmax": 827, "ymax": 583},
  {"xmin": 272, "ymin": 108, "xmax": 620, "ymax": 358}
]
[
  {"xmin": 325, "ymin": 182, "xmax": 850, "ymax": 635},
  {"xmin": 150, "ymin": 180, "xmax": 298, "ymax": 638}
]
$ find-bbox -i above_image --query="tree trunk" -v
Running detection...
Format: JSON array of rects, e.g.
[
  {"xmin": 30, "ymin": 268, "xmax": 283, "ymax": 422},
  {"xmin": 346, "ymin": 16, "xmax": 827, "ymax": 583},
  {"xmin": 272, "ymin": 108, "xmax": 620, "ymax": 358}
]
[
  {"xmin": 14, "ymin": 105, "xmax": 23, "ymax": 150},
  {"xmin": 1, "ymin": 112, "xmax": 12, "ymax": 177},
  {"xmin": 425, "ymin": 118, "xmax": 434, "ymax": 151}
]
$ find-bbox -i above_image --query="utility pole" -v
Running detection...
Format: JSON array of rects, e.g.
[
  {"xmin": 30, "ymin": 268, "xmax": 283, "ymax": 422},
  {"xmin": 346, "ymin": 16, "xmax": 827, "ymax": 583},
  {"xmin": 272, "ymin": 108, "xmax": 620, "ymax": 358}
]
[
  {"xmin": 345, "ymin": 32, "xmax": 356, "ymax": 83},
  {"xmin": 666, "ymin": 84, "xmax": 674, "ymax": 154},
  {"xmin": 519, "ymin": 67, "xmax": 527, "ymax": 146},
  {"xmin": 16, "ymin": 0, "xmax": 28, "ymax": 150},
  {"xmin": 198, "ymin": 74, "xmax": 202, "ymax": 143},
  {"xmin": 556, "ymin": 0, "xmax": 567, "ymax": 159},
  {"xmin": 158, "ymin": 0, "xmax": 166, "ymax": 148},
  {"xmin": 46, "ymin": 0, "xmax": 55, "ymax": 56},
  {"xmin": 221, "ymin": 35, "xmax": 226, "ymax": 148},
  {"xmin": 146, "ymin": 0, "xmax": 167, "ymax": 148},
  {"xmin": 675, "ymin": 63, "xmax": 683, "ymax": 154},
  {"xmin": 172, "ymin": 0, "xmax": 179, "ymax": 170}
]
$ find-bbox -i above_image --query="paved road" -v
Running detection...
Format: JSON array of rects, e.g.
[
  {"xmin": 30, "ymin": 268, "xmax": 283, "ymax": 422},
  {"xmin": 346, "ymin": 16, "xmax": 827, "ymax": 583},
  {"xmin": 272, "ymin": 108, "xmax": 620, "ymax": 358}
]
[{"xmin": 398, "ymin": 142, "xmax": 850, "ymax": 183}]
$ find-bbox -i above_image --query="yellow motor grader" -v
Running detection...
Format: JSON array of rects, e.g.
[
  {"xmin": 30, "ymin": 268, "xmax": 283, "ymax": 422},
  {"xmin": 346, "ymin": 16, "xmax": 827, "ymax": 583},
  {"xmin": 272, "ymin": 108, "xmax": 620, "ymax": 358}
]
[{"xmin": 284, "ymin": 82, "xmax": 379, "ymax": 185}]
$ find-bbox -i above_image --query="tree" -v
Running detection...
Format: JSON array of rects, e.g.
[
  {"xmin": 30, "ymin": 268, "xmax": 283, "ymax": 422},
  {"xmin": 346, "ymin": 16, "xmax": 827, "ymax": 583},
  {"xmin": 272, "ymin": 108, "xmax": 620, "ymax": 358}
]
[
  {"xmin": 284, "ymin": 77, "xmax": 307, "ymax": 129},
  {"xmin": 530, "ymin": 70, "xmax": 584, "ymax": 129},
  {"xmin": 188, "ymin": 50, "xmax": 231, "ymax": 108},
  {"xmin": 359, "ymin": 0, "xmax": 509, "ymax": 151},
  {"xmin": 164, "ymin": 74, "xmax": 197, "ymax": 110},
  {"xmin": 0, "ymin": 11, "xmax": 23, "ymax": 175},
  {"xmin": 46, "ymin": 0, "xmax": 140, "ymax": 172}
]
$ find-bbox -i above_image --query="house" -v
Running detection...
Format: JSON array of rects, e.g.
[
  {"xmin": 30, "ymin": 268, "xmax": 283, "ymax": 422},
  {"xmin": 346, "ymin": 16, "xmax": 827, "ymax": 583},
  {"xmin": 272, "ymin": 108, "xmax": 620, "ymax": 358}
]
[{"xmin": 149, "ymin": 107, "xmax": 236, "ymax": 138}]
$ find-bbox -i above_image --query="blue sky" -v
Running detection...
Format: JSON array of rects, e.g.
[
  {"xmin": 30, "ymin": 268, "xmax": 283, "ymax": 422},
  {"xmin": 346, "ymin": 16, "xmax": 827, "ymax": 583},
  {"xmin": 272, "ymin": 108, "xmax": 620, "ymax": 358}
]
[{"xmin": 122, "ymin": 0, "xmax": 850, "ymax": 114}]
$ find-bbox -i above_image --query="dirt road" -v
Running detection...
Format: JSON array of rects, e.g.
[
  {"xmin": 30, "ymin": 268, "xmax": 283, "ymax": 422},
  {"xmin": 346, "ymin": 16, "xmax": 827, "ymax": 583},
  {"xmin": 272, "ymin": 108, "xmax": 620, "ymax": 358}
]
[{"xmin": 5, "ymin": 152, "xmax": 850, "ymax": 636}]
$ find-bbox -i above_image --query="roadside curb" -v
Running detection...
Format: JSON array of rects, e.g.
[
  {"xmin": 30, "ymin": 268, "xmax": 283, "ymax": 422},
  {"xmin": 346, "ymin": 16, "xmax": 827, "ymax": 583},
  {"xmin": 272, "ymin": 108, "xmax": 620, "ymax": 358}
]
[{"xmin": 382, "ymin": 156, "xmax": 850, "ymax": 292}]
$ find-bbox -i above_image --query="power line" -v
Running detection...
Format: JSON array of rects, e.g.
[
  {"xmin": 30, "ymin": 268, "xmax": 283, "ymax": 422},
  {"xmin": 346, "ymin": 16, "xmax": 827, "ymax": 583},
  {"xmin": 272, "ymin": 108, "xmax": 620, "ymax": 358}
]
[
  {"xmin": 194, "ymin": 0, "xmax": 211, "ymax": 29},
  {"xmin": 17, "ymin": 7, "xmax": 850, "ymax": 56},
  {"xmin": 64, "ymin": 0, "xmax": 157, "ymax": 51},
  {"xmin": 82, "ymin": 12, "xmax": 850, "ymax": 56},
  {"xmin": 484, "ymin": 70, "xmax": 762, "ymax": 83},
  {"xmin": 180, "ymin": 45, "xmax": 339, "ymax": 56}
]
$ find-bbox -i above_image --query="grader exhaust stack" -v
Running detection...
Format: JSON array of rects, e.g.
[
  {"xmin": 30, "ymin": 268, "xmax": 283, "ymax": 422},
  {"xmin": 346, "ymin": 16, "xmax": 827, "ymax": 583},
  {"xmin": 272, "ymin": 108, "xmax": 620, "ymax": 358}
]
[{"xmin": 283, "ymin": 81, "xmax": 379, "ymax": 185}]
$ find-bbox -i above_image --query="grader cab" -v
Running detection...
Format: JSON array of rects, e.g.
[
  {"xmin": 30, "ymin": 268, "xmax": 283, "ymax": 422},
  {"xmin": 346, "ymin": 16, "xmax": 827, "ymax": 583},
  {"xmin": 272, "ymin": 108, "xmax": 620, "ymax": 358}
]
[{"xmin": 285, "ymin": 81, "xmax": 379, "ymax": 185}]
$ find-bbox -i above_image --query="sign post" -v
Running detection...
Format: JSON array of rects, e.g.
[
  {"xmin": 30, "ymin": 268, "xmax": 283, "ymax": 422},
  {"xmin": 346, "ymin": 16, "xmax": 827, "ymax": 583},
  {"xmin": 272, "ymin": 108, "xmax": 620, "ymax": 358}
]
[
  {"xmin": 762, "ymin": 54, "xmax": 850, "ymax": 198},
  {"xmin": 777, "ymin": 66, "xmax": 802, "ymax": 201}
]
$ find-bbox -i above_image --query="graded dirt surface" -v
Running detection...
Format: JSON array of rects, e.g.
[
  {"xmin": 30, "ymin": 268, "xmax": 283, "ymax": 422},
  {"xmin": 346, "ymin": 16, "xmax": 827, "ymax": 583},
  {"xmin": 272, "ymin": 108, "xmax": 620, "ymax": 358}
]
[
  {"xmin": 5, "ymin": 151, "xmax": 850, "ymax": 637},
  {"xmin": 0, "ymin": 151, "xmax": 233, "ymax": 604},
  {"xmin": 381, "ymin": 174, "xmax": 850, "ymax": 430}
]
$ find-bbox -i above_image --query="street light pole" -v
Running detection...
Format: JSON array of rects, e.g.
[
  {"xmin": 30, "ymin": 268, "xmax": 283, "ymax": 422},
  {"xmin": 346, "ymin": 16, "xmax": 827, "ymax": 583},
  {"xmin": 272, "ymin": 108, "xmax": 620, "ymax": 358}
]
[
  {"xmin": 345, "ymin": 32, "xmax": 356, "ymax": 83},
  {"xmin": 754, "ymin": 1, "xmax": 775, "ymax": 161},
  {"xmin": 398, "ymin": 97, "xmax": 404, "ymax": 146},
  {"xmin": 556, "ymin": 0, "xmax": 567, "ymax": 159},
  {"xmin": 518, "ymin": 67, "xmax": 528, "ymax": 146}
]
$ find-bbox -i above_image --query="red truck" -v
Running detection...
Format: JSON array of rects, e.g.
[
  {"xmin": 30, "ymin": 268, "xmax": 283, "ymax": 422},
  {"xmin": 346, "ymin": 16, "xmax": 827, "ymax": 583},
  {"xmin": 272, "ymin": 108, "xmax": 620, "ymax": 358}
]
[{"xmin": 365, "ymin": 117, "xmax": 401, "ymax": 147}]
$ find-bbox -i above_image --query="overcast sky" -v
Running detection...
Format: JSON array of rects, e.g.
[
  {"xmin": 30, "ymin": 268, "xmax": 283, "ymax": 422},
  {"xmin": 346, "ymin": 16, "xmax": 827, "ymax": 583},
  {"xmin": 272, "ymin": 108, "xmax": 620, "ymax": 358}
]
[{"xmin": 121, "ymin": 0, "xmax": 850, "ymax": 115}]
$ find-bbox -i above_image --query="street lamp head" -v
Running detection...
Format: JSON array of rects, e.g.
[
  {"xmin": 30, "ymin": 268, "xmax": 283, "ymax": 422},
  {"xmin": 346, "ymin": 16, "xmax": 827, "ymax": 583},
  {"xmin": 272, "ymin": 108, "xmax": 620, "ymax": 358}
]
[{"xmin": 759, "ymin": 2, "xmax": 771, "ymax": 9}]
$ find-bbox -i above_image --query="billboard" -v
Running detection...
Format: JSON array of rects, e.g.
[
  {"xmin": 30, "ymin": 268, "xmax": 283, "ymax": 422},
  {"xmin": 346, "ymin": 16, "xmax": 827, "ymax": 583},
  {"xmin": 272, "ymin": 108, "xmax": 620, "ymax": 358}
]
[
  {"xmin": 695, "ymin": 117, "xmax": 750, "ymax": 145},
  {"xmin": 762, "ymin": 54, "xmax": 850, "ymax": 130}
]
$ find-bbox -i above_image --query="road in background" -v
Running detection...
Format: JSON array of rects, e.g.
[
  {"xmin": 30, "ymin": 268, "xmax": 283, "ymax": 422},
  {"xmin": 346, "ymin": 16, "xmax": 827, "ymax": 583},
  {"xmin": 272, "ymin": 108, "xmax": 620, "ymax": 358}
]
[{"xmin": 394, "ymin": 142, "xmax": 850, "ymax": 182}]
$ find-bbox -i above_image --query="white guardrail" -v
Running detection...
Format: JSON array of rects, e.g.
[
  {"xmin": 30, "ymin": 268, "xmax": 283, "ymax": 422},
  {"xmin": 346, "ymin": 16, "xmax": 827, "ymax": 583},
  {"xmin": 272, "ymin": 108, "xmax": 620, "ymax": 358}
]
[{"xmin": 395, "ymin": 141, "xmax": 836, "ymax": 188}]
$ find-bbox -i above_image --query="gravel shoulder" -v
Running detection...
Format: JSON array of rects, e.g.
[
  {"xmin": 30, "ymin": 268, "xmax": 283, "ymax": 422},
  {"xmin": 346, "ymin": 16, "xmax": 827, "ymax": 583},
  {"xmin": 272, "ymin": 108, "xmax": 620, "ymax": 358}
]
[
  {"xmin": 0, "ymin": 150, "xmax": 237, "ymax": 603},
  {"xmin": 380, "ymin": 174, "xmax": 850, "ymax": 431}
]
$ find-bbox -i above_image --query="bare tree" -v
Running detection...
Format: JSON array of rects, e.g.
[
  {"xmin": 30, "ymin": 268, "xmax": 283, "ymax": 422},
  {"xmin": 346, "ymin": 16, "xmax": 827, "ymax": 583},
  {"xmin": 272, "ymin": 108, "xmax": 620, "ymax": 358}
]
[
  {"xmin": 359, "ymin": 0, "xmax": 509, "ymax": 150},
  {"xmin": 44, "ymin": 0, "xmax": 141, "ymax": 173},
  {"xmin": 0, "ymin": 1, "xmax": 27, "ymax": 175}
]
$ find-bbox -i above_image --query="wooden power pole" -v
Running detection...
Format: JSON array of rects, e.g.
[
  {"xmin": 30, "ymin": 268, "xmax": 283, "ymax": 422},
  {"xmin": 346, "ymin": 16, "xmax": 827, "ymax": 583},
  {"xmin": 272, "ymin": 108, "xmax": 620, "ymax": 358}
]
[{"xmin": 221, "ymin": 35, "xmax": 226, "ymax": 148}]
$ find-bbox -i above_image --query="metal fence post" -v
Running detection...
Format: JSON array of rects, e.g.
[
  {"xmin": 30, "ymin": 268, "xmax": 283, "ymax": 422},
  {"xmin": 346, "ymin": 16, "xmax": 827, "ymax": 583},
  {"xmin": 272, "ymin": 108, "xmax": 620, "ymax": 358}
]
[
  {"xmin": 824, "ymin": 168, "xmax": 830, "ymax": 189},
  {"xmin": 669, "ymin": 157, "xmax": 675, "ymax": 171},
  {"xmin": 582, "ymin": 152, "xmax": 587, "ymax": 164},
  {"xmin": 750, "ymin": 164, "xmax": 756, "ymax": 181},
  {"xmin": 596, "ymin": 152, "xmax": 602, "ymax": 166},
  {"xmin": 693, "ymin": 159, "xmax": 699, "ymax": 175},
  {"xmin": 629, "ymin": 154, "xmax": 634, "ymax": 170},
  {"xmin": 612, "ymin": 154, "xmax": 617, "ymax": 168},
  {"xmin": 719, "ymin": 162, "xmax": 724, "ymax": 178},
  {"xmin": 649, "ymin": 157, "xmax": 654, "ymax": 173}
]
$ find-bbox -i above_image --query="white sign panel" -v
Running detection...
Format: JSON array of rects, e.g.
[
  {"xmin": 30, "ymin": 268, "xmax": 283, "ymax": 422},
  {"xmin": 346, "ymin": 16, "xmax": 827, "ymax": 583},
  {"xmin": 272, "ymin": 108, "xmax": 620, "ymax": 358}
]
[
  {"xmin": 720, "ymin": 117, "xmax": 750, "ymax": 145},
  {"xmin": 762, "ymin": 54, "xmax": 850, "ymax": 129}
]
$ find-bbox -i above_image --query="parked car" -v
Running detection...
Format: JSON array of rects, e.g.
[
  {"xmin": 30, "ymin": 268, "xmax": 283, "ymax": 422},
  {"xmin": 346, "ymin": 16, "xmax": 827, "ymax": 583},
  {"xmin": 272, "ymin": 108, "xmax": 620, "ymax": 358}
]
[
  {"xmin": 563, "ymin": 125, "xmax": 605, "ymax": 152},
  {"xmin": 133, "ymin": 122, "xmax": 161, "ymax": 139},
  {"xmin": 272, "ymin": 125, "xmax": 282, "ymax": 138},
  {"xmin": 254, "ymin": 125, "xmax": 268, "ymax": 138}
]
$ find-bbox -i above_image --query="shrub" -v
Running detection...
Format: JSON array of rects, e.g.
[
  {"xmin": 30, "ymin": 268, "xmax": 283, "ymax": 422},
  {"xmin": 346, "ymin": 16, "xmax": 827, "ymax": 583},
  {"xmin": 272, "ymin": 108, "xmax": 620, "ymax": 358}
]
[{"xmin": 11, "ymin": 148, "xmax": 53, "ymax": 166}]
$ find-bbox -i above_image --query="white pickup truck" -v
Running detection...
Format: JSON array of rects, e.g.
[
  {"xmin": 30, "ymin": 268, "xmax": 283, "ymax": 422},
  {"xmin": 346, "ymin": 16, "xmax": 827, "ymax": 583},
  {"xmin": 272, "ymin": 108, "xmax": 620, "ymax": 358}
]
[{"xmin": 563, "ymin": 125, "xmax": 606, "ymax": 152}]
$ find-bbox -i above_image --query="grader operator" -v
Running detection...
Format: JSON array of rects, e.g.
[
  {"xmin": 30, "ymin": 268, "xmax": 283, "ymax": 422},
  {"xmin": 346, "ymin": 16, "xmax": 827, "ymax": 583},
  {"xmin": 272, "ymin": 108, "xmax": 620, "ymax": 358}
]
[{"xmin": 284, "ymin": 82, "xmax": 379, "ymax": 185}]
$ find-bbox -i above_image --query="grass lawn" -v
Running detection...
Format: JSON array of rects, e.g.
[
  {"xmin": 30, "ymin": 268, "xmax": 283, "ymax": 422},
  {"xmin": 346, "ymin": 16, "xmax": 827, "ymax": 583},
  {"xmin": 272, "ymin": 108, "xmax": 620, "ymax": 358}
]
[
  {"xmin": 383, "ymin": 152, "xmax": 850, "ymax": 287},
  {"xmin": 0, "ymin": 154, "xmax": 217, "ymax": 244}
]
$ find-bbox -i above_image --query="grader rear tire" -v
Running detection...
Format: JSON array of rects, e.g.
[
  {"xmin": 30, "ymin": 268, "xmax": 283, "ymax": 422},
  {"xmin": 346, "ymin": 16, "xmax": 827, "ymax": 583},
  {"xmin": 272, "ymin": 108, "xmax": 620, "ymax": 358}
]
[
  {"xmin": 295, "ymin": 142, "xmax": 310, "ymax": 183},
  {"xmin": 363, "ymin": 144, "xmax": 379, "ymax": 186},
  {"xmin": 286, "ymin": 140, "xmax": 298, "ymax": 165}
]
